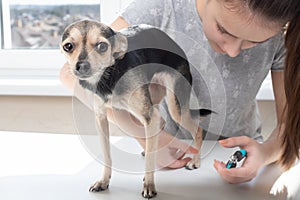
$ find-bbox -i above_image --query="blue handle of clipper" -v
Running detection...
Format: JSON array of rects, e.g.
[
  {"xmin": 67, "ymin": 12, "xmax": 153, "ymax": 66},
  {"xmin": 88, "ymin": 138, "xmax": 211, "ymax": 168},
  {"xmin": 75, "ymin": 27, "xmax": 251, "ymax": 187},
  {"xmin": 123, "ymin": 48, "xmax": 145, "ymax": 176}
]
[
  {"xmin": 239, "ymin": 149, "xmax": 247, "ymax": 157},
  {"xmin": 226, "ymin": 149, "xmax": 247, "ymax": 169}
]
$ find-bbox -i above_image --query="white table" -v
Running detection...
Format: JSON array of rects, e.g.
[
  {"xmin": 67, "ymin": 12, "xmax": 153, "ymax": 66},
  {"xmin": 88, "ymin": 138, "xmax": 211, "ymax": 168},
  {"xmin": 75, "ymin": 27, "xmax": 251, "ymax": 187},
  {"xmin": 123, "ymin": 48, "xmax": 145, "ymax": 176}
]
[{"xmin": 0, "ymin": 131, "xmax": 297, "ymax": 200}]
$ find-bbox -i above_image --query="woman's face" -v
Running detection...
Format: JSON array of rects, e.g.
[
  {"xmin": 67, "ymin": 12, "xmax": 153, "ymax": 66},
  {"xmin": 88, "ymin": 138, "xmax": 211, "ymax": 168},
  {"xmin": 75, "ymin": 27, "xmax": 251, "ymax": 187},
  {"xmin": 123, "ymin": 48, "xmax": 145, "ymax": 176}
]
[{"xmin": 198, "ymin": 0, "xmax": 282, "ymax": 57}]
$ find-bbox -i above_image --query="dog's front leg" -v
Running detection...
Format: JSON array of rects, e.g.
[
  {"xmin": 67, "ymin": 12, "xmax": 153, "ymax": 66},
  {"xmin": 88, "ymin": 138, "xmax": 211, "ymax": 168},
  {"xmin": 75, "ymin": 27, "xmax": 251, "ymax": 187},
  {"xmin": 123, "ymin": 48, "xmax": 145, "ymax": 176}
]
[
  {"xmin": 142, "ymin": 106, "xmax": 161, "ymax": 198},
  {"xmin": 89, "ymin": 109, "xmax": 112, "ymax": 192}
]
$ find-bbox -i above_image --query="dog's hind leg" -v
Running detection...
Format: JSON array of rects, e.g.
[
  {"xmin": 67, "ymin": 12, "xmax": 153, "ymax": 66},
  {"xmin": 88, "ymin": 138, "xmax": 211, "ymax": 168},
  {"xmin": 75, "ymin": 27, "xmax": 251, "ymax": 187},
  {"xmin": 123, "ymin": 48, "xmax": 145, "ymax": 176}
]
[
  {"xmin": 167, "ymin": 93, "xmax": 203, "ymax": 169},
  {"xmin": 185, "ymin": 126, "xmax": 202, "ymax": 169},
  {"xmin": 165, "ymin": 76, "xmax": 203, "ymax": 169},
  {"xmin": 89, "ymin": 106, "xmax": 112, "ymax": 192}
]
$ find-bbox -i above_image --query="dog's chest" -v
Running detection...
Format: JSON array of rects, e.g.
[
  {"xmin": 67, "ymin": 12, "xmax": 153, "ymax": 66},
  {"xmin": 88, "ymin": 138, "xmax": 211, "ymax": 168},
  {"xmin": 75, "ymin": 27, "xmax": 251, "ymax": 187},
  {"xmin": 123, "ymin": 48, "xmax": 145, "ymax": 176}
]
[
  {"xmin": 79, "ymin": 76, "xmax": 135, "ymax": 112},
  {"xmin": 79, "ymin": 66, "xmax": 127, "ymax": 102},
  {"xmin": 84, "ymin": 90, "xmax": 131, "ymax": 115}
]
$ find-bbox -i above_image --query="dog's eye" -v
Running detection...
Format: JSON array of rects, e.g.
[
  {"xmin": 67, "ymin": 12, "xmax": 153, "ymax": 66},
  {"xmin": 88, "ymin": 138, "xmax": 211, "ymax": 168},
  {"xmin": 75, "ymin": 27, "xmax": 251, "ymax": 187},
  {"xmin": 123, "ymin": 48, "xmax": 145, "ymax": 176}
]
[
  {"xmin": 63, "ymin": 42, "xmax": 74, "ymax": 53},
  {"xmin": 96, "ymin": 42, "xmax": 108, "ymax": 53}
]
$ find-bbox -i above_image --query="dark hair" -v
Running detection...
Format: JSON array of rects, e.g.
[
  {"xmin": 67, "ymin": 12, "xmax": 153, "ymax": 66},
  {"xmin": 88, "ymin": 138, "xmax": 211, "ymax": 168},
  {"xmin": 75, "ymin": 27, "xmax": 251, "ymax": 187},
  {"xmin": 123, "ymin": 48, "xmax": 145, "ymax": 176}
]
[
  {"xmin": 246, "ymin": 0, "xmax": 300, "ymax": 170},
  {"xmin": 223, "ymin": 0, "xmax": 300, "ymax": 169},
  {"xmin": 280, "ymin": 12, "xmax": 300, "ymax": 170},
  {"xmin": 247, "ymin": 1, "xmax": 299, "ymax": 24},
  {"xmin": 223, "ymin": 0, "xmax": 299, "ymax": 23}
]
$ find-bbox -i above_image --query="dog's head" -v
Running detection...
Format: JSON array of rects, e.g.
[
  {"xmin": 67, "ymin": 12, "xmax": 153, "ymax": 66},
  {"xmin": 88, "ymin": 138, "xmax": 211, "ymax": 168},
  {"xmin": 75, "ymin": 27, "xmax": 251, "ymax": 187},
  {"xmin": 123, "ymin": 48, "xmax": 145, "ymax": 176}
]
[{"xmin": 60, "ymin": 20, "xmax": 128, "ymax": 81}]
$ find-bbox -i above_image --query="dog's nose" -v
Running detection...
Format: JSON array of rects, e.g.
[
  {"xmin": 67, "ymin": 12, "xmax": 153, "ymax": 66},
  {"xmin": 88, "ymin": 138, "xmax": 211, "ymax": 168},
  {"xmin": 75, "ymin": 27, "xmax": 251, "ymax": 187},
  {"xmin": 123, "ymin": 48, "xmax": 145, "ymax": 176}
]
[{"xmin": 75, "ymin": 61, "xmax": 91, "ymax": 75}]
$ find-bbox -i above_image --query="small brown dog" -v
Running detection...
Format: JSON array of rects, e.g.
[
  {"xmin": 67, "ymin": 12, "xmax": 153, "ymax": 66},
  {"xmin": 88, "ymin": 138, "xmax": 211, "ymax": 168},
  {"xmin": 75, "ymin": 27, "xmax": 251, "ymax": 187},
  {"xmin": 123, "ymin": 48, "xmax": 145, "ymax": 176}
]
[{"xmin": 61, "ymin": 19, "xmax": 208, "ymax": 198}]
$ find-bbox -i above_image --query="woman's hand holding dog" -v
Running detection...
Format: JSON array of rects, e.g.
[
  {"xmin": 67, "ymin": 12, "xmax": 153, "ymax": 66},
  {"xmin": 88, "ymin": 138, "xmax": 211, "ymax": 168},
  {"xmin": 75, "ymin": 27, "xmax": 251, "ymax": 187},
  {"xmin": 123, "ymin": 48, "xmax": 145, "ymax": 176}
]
[{"xmin": 138, "ymin": 131, "xmax": 199, "ymax": 169}]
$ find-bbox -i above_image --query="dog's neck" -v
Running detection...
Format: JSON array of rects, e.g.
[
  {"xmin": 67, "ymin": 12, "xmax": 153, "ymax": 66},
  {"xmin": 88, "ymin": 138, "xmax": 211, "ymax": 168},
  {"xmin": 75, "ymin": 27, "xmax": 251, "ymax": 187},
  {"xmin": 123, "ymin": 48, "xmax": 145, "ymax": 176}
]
[
  {"xmin": 78, "ymin": 49, "xmax": 147, "ymax": 102},
  {"xmin": 79, "ymin": 66, "xmax": 116, "ymax": 102}
]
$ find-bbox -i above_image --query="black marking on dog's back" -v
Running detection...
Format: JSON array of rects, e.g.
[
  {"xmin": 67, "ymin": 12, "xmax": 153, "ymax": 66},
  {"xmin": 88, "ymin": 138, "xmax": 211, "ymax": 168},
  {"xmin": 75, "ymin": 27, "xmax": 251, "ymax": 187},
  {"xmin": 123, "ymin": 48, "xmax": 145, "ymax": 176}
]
[
  {"xmin": 80, "ymin": 27, "xmax": 192, "ymax": 103},
  {"xmin": 80, "ymin": 48, "xmax": 191, "ymax": 102}
]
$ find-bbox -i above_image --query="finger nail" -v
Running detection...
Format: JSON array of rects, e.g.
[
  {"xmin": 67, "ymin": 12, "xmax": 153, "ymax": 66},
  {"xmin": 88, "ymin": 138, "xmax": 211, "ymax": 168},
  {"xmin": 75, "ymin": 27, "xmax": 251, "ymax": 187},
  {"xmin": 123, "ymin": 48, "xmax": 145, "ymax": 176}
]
[{"xmin": 219, "ymin": 140, "xmax": 227, "ymax": 144}]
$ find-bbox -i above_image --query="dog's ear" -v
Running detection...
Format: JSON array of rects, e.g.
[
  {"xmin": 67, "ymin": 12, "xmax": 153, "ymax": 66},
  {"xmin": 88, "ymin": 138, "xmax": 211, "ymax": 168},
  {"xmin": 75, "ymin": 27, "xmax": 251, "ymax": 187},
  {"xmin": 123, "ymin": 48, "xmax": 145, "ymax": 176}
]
[{"xmin": 112, "ymin": 33, "xmax": 128, "ymax": 60}]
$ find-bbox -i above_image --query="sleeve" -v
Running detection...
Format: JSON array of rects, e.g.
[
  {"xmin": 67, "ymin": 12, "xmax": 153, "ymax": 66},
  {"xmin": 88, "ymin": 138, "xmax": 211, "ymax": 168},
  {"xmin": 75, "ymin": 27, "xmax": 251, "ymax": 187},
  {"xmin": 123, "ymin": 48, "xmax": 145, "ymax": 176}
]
[
  {"xmin": 120, "ymin": 0, "xmax": 171, "ymax": 28},
  {"xmin": 271, "ymin": 33, "xmax": 286, "ymax": 71}
]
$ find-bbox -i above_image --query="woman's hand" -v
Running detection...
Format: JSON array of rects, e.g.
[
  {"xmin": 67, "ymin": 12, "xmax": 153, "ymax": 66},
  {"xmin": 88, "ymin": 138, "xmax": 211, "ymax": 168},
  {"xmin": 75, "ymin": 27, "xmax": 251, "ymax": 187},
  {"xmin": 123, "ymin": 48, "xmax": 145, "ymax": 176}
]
[
  {"xmin": 213, "ymin": 136, "xmax": 267, "ymax": 184},
  {"xmin": 138, "ymin": 131, "xmax": 199, "ymax": 169},
  {"xmin": 60, "ymin": 63, "xmax": 76, "ymax": 91},
  {"xmin": 157, "ymin": 132, "xmax": 199, "ymax": 169}
]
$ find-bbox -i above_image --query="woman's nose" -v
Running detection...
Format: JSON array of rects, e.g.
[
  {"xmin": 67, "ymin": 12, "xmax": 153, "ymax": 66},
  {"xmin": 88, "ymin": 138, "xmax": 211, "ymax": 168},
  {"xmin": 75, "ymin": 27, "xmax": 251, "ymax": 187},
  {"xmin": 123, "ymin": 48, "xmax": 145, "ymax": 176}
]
[{"xmin": 223, "ymin": 40, "xmax": 243, "ymax": 58}]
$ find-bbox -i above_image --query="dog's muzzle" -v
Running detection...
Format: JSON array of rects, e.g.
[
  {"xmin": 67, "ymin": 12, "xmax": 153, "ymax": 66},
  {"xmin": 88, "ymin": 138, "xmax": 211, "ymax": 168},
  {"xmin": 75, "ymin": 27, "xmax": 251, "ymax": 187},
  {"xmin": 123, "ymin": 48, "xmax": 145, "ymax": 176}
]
[{"xmin": 75, "ymin": 61, "xmax": 92, "ymax": 78}]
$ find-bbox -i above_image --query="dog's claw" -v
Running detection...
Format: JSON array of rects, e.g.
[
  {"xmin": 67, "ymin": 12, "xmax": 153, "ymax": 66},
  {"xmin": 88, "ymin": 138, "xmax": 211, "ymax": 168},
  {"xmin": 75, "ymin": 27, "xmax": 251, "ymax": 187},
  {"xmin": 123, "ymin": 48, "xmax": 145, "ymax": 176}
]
[
  {"xmin": 185, "ymin": 157, "xmax": 201, "ymax": 170},
  {"xmin": 185, "ymin": 164, "xmax": 198, "ymax": 170},
  {"xmin": 142, "ymin": 183, "xmax": 157, "ymax": 198},
  {"xmin": 89, "ymin": 181, "xmax": 109, "ymax": 192}
]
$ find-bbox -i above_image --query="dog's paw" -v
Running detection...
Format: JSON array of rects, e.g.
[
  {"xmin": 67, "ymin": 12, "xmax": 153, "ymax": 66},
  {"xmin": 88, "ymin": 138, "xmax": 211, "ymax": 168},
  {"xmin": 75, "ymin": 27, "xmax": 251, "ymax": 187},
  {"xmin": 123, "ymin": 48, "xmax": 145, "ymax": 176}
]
[
  {"xmin": 89, "ymin": 181, "xmax": 109, "ymax": 192},
  {"xmin": 142, "ymin": 183, "xmax": 157, "ymax": 198},
  {"xmin": 185, "ymin": 157, "xmax": 201, "ymax": 170}
]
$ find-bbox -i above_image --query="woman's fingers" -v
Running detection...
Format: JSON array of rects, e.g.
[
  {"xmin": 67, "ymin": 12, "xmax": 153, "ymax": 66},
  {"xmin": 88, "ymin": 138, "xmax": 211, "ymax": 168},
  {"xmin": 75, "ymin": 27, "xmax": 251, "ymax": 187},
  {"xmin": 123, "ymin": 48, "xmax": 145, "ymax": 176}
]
[
  {"xmin": 219, "ymin": 136, "xmax": 252, "ymax": 149},
  {"xmin": 161, "ymin": 157, "xmax": 192, "ymax": 169}
]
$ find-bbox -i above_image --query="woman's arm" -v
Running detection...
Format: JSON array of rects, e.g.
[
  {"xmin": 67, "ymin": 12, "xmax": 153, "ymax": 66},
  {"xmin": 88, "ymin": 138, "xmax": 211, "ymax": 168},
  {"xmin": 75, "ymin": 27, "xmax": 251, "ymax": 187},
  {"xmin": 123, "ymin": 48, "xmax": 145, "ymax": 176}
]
[
  {"xmin": 213, "ymin": 70, "xmax": 286, "ymax": 184},
  {"xmin": 262, "ymin": 70, "xmax": 286, "ymax": 165},
  {"xmin": 110, "ymin": 16, "xmax": 130, "ymax": 31}
]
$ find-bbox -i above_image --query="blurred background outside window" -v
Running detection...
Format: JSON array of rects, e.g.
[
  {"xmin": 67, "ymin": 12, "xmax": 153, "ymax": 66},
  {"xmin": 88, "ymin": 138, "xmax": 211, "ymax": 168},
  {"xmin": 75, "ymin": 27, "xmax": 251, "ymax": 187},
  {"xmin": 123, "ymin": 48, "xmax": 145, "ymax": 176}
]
[{"xmin": 3, "ymin": 1, "xmax": 101, "ymax": 49}]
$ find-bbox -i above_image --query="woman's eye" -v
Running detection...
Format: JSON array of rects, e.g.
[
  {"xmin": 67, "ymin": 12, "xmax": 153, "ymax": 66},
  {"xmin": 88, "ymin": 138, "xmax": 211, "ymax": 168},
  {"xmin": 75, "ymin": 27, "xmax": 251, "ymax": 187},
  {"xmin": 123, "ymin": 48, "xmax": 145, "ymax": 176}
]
[
  {"xmin": 63, "ymin": 42, "xmax": 74, "ymax": 53},
  {"xmin": 217, "ymin": 24, "xmax": 227, "ymax": 34},
  {"xmin": 96, "ymin": 42, "xmax": 108, "ymax": 53}
]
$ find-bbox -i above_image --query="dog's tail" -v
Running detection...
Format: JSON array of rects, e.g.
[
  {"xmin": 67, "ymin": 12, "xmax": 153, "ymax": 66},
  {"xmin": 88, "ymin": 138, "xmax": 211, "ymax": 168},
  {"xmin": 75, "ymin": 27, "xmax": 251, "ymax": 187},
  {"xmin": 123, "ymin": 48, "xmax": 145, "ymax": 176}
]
[{"xmin": 190, "ymin": 108, "xmax": 215, "ymax": 118}]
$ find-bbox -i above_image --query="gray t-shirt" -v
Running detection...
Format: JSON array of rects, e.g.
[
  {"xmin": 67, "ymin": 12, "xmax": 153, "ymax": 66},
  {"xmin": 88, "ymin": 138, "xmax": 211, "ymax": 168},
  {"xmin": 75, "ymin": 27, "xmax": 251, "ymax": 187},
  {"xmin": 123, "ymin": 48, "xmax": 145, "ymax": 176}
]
[{"xmin": 120, "ymin": 0, "xmax": 285, "ymax": 140}]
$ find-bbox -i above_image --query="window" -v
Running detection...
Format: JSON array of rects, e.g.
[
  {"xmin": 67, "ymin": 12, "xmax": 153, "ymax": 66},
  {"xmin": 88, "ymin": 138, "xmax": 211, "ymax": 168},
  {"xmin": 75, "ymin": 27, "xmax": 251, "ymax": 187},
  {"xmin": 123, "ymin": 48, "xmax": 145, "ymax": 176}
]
[{"xmin": 0, "ymin": 0, "xmax": 133, "ymax": 96}]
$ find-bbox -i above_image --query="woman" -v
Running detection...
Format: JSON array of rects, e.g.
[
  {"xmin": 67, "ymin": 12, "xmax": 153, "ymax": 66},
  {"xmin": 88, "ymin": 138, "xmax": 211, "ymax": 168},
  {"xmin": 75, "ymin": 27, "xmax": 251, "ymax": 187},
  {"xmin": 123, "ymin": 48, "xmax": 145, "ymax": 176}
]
[{"xmin": 60, "ymin": 0, "xmax": 300, "ymax": 183}]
